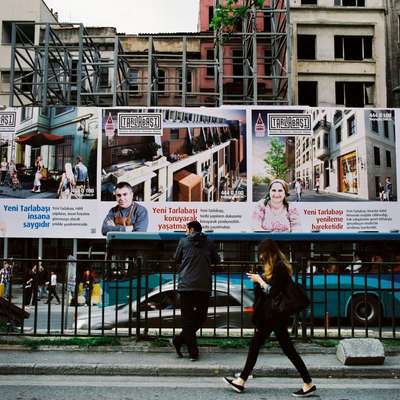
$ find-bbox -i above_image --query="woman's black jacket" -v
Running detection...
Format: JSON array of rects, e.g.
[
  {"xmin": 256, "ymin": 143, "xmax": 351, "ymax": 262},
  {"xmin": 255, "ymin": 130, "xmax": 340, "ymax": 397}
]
[{"xmin": 252, "ymin": 261, "xmax": 291, "ymax": 327}]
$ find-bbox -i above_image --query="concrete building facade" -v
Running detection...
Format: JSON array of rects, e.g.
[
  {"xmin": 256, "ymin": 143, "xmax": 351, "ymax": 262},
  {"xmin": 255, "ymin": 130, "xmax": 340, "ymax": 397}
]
[
  {"xmin": 0, "ymin": 0, "xmax": 57, "ymax": 105},
  {"xmin": 290, "ymin": 0, "xmax": 387, "ymax": 107}
]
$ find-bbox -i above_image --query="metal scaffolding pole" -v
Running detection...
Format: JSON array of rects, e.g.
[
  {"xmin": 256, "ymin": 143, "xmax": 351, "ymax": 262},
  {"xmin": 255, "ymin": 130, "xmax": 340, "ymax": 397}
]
[
  {"xmin": 42, "ymin": 24, "xmax": 50, "ymax": 107},
  {"xmin": 181, "ymin": 36, "xmax": 187, "ymax": 107},
  {"xmin": 147, "ymin": 36, "xmax": 153, "ymax": 107}
]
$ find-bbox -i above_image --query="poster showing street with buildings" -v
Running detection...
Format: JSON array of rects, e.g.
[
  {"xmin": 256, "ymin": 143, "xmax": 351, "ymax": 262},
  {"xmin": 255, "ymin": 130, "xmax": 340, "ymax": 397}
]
[
  {"xmin": 250, "ymin": 107, "xmax": 398, "ymax": 233},
  {"xmin": 0, "ymin": 106, "xmax": 399, "ymax": 238}
]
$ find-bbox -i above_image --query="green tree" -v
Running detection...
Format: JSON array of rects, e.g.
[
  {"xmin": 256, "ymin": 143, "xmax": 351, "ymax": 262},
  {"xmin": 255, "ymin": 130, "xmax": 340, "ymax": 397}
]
[
  {"xmin": 210, "ymin": 0, "xmax": 265, "ymax": 33},
  {"xmin": 264, "ymin": 138, "xmax": 288, "ymax": 179}
]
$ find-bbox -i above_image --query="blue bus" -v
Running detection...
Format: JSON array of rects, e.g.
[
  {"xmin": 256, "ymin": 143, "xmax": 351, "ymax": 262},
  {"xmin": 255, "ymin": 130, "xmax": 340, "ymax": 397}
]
[{"xmin": 103, "ymin": 232, "xmax": 400, "ymax": 328}]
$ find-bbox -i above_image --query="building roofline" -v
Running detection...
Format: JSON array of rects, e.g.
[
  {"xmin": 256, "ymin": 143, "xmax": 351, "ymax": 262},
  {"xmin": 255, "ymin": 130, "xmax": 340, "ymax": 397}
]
[{"xmin": 41, "ymin": 0, "xmax": 59, "ymax": 22}]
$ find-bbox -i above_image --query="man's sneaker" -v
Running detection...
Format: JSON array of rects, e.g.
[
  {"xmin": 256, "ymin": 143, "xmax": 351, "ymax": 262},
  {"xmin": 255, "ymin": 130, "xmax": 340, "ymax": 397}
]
[
  {"xmin": 292, "ymin": 385, "xmax": 316, "ymax": 397},
  {"xmin": 223, "ymin": 377, "xmax": 244, "ymax": 393}
]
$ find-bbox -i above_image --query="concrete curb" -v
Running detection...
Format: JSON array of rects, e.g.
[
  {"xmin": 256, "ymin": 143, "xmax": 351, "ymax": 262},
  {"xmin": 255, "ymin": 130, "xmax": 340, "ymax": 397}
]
[
  {"xmin": 0, "ymin": 343, "xmax": 336, "ymax": 353},
  {"xmin": 1, "ymin": 344, "xmax": 399, "ymax": 355},
  {"xmin": 1, "ymin": 363, "xmax": 399, "ymax": 378}
]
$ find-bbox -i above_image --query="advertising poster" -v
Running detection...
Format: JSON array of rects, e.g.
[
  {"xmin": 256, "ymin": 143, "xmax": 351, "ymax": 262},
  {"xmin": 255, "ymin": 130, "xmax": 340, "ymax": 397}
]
[
  {"xmin": 250, "ymin": 108, "xmax": 398, "ymax": 233},
  {"xmin": 0, "ymin": 106, "xmax": 100, "ymax": 237},
  {"xmin": 0, "ymin": 106, "xmax": 398, "ymax": 238}
]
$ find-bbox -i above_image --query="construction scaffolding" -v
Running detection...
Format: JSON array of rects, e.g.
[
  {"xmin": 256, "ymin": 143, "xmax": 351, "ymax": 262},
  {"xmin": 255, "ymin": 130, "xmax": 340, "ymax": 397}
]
[{"xmin": 9, "ymin": 2, "xmax": 290, "ymax": 107}]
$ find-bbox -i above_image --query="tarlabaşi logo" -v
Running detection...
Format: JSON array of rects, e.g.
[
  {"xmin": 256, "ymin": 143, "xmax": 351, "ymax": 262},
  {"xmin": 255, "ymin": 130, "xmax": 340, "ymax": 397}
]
[
  {"xmin": 268, "ymin": 113, "xmax": 312, "ymax": 136},
  {"xmin": 117, "ymin": 112, "xmax": 162, "ymax": 136},
  {"xmin": 0, "ymin": 111, "xmax": 16, "ymax": 132}
]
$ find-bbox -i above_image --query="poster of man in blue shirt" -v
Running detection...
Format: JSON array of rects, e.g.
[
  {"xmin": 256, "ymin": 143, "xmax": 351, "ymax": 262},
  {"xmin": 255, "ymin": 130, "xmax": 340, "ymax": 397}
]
[{"xmin": 101, "ymin": 181, "xmax": 148, "ymax": 236}]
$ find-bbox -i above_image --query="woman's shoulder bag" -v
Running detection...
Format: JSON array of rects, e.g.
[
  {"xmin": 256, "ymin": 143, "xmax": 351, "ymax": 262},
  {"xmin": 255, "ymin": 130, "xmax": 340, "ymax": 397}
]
[{"xmin": 271, "ymin": 279, "xmax": 310, "ymax": 316}]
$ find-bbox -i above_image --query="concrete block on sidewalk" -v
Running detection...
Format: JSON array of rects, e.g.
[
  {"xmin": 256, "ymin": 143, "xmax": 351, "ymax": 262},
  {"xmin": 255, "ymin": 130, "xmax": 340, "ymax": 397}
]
[{"xmin": 336, "ymin": 339, "xmax": 385, "ymax": 365}]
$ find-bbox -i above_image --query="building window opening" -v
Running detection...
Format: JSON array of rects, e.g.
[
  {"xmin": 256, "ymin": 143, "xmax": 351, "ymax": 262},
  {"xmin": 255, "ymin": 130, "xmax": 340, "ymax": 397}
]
[
  {"xmin": 334, "ymin": 36, "xmax": 372, "ymax": 60},
  {"xmin": 323, "ymin": 133, "xmax": 329, "ymax": 148},
  {"xmin": 297, "ymin": 35, "xmax": 316, "ymax": 59},
  {"xmin": 386, "ymin": 150, "xmax": 392, "ymax": 168},
  {"xmin": 384, "ymin": 120, "xmax": 389, "ymax": 138},
  {"xmin": 127, "ymin": 68, "xmax": 139, "ymax": 93},
  {"xmin": 371, "ymin": 119, "xmax": 379, "ymax": 133},
  {"xmin": 208, "ymin": 6, "xmax": 214, "ymax": 30},
  {"xmin": 264, "ymin": 46, "xmax": 272, "ymax": 76},
  {"xmin": 71, "ymin": 60, "xmax": 78, "ymax": 85},
  {"xmin": 20, "ymin": 106, "xmax": 33, "ymax": 122},
  {"xmin": 374, "ymin": 146, "xmax": 380, "ymax": 166},
  {"xmin": 347, "ymin": 115, "xmax": 356, "ymax": 136},
  {"xmin": 158, "ymin": 69, "xmax": 166, "ymax": 94},
  {"xmin": 21, "ymin": 74, "xmax": 33, "ymax": 93},
  {"xmin": 132, "ymin": 182, "xmax": 145, "ymax": 202},
  {"xmin": 170, "ymin": 128, "xmax": 179, "ymax": 140},
  {"xmin": 99, "ymin": 63, "xmax": 110, "ymax": 89},
  {"xmin": 264, "ymin": 12, "xmax": 272, "ymax": 32},
  {"xmin": 2, "ymin": 21, "xmax": 34, "ymax": 44},
  {"xmin": 336, "ymin": 82, "xmax": 374, "ymax": 107},
  {"xmin": 151, "ymin": 170, "xmax": 160, "ymax": 198},
  {"xmin": 206, "ymin": 49, "xmax": 215, "ymax": 77},
  {"xmin": 55, "ymin": 135, "xmax": 73, "ymax": 171},
  {"xmin": 179, "ymin": 69, "xmax": 192, "ymax": 93},
  {"xmin": 336, "ymin": 126, "xmax": 342, "ymax": 143},
  {"xmin": 334, "ymin": 0, "xmax": 365, "ymax": 6},
  {"xmin": 298, "ymin": 81, "xmax": 317, "ymax": 106},
  {"xmin": 232, "ymin": 50, "xmax": 243, "ymax": 82}
]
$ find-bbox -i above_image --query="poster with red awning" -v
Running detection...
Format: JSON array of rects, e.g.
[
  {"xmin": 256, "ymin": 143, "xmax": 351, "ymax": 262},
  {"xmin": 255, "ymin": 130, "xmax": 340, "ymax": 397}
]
[{"xmin": 15, "ymin": 132, "xmax": 64, "ymax": 147}]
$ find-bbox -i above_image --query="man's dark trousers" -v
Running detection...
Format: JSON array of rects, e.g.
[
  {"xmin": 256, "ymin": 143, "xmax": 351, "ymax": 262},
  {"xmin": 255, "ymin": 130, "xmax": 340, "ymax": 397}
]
[{"xmin": 175, "ymin": 291, "xmax": 209, "ymax": 359}]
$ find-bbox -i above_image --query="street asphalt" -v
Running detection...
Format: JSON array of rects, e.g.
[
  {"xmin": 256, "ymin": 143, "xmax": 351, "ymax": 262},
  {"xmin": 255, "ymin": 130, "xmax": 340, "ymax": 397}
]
[
  {"xmin": 0, "ymin": 343, "xmax": 399, "ymax": 378},
  {"xmin": 1, "ymin": 376, "xmax": 399, "ymax": 400}
]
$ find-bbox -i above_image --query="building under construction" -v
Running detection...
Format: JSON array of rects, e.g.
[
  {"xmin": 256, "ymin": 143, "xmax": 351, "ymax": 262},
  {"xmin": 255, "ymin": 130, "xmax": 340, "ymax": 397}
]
[{"xmin": 7, "ymin": 0, "xmax": 290, "ymax": 107}]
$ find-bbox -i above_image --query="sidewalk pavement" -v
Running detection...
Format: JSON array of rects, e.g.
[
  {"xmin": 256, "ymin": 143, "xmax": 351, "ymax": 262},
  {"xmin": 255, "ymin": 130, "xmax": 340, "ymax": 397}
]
[{"xmin": 0, "ymin": 343, "xmax": 399, "ymax": 378}]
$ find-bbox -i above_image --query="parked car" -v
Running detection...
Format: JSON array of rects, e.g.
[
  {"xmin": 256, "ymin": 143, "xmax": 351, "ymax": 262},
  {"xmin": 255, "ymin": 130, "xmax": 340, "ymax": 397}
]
[{"xmin": 76, "ymin": 280, "xmax": 254, "ymax": 330}]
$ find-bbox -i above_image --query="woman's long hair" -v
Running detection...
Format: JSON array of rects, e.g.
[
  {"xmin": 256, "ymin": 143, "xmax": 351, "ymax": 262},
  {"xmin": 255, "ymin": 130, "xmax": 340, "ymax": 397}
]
[
  {"xmin": 65, "ymin": 163, "xmax": 75, "ymax": 184},
  {"xmin": 258, "ymin": 239, "xmax": 292, "ymax": 280},
  {"xmin": 263, "ymin": 179, "xmax": 290, "ymax": 211}
]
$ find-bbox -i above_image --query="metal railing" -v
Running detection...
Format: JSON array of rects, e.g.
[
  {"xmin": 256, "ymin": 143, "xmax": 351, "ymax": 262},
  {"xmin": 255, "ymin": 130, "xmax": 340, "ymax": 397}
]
[{"xmin": 0, "ymin": 257, "xmax": 398, "ymax": 339}]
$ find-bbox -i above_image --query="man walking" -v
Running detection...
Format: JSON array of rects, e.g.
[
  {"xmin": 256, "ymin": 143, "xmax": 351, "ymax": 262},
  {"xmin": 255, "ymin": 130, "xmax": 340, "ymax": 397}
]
[
  {"xmin": 172, "ymin": 221, "xmax": 220, "ymax": 361},
  {"xmin": 74, "ymin": 156, "xmax": 89, "ymax": 197},
  {"xmin": 295, "ymin": 178, "xmax": 302, "ymax": 202},
  {"xmin": 45, "ymin": 271, "xmax": 60, "ymax": 305}
]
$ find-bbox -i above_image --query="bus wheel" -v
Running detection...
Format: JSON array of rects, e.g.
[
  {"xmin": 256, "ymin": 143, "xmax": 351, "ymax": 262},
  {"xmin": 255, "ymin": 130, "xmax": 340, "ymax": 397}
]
[{"xmin": 350, "ymin": 295, "xmax": 381, "ymax": 326}]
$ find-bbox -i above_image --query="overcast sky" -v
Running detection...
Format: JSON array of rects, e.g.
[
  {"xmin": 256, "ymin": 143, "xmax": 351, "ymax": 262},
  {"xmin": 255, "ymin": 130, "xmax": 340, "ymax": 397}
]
[{"xmin": 44, "ymin": 0, "xmax": 200, "ymax": 34}]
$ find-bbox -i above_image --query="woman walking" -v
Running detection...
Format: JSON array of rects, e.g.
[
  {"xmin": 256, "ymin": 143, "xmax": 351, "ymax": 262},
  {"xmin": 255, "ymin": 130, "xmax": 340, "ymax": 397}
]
[
  {"xmin": 32, "ymin": 156, "xmax": 43, "ymax": 193},
  {"xmin": 223, "ymin": 239, "xmax": 316, "ymax": 397},
  {"xmin": 57, "ymin": 163, "xmax": 76, "ymax": 199}
]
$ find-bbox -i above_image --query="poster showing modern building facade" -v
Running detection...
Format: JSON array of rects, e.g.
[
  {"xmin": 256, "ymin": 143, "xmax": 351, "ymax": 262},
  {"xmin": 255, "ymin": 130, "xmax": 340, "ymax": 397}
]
[
  {"xmin": 101, "ymin": 108, "xmax": 247, "ymax": 203},
  {"xmin": 252, "ymin": 108, "xmax": 397, "ymax": 203},
  {"xmin": 250, "ymin": 107, "xmax": 399, "ymax": 234},
  {"xmin": 0, "ymin": 107, "xmax": 98, "ymax": 200}
]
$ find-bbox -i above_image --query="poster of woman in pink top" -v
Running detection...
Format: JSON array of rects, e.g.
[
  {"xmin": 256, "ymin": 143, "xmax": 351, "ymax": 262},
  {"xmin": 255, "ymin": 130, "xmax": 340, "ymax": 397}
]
[{"xmin": 253, "ymin": 179, "xmax": 301, "ymax": 232}]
